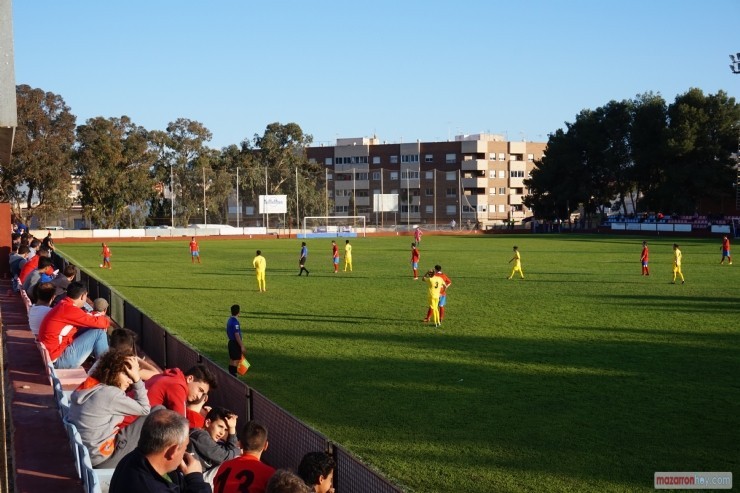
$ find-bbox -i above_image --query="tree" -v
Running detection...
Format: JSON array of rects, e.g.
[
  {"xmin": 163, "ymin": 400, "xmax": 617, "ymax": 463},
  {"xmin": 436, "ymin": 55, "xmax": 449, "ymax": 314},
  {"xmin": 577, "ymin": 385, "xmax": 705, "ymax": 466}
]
[
  {"xmin": 245, "ymin": 122, "xmax": 326, "ymax": 221},
  {"xmin": 76, "ymin": 116, "xmax": 157, "ymax": 228},
  {"xmin": 2, "ymin": 85, "xmax": 76, "ymax": 223},
  {"xmin": 629, "ymin": 92, "xmax": 669, "ymax": 213}
]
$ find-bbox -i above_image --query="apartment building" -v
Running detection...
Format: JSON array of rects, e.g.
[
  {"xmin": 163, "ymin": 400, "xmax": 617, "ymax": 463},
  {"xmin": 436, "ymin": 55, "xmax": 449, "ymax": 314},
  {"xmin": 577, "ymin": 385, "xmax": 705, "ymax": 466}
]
[{"xmin": 306, "ymin": 134, "xmax": 546, "ymax": 227}]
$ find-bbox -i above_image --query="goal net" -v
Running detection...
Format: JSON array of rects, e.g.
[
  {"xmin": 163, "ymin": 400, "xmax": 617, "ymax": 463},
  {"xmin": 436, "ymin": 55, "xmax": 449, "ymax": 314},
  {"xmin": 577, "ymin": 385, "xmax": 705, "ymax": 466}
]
[{"xmin": 302, "ymin": 216, "xmax": 367, "ymax": 238}]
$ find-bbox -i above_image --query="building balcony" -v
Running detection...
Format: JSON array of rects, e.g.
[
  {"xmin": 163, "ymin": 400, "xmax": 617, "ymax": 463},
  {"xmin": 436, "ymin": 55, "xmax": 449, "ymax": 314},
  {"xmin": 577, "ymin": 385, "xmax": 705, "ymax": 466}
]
[
  {"xmin": 335, "ymin": 180, "xmax": 369, "ymax": 190},
  {"xmin": 462, "ymin": 177, "xmax": 487, "ymax": 188},
  {"xmin": 461, "ymin": 159, "xmax": 487, "ymax": 171},
  {"xmin": 508, "ymin": 194, "xmax": 523, "ymax": 205},
  {"xmin": 508, "ymin": 177, "xmax": 525, "ymax": 188}
]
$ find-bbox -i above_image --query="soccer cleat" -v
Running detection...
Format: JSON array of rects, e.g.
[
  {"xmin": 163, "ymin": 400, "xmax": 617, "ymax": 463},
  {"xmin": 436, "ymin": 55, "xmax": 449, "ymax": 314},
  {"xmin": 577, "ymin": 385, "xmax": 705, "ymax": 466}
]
[{"xmin": 681, "ymin": 281, "xmax": 685, "ymax": 284}]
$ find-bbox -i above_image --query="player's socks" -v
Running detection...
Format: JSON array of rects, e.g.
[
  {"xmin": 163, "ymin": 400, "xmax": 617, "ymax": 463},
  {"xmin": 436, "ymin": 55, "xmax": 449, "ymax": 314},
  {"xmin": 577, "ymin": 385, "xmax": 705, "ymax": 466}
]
[
  {"xmin": 439, "ymin": 307, "xmax": 445, "ymax": 321},
  {"xmin": 228, "ymin": 365, "xmax": 237, "ymax": 376}
]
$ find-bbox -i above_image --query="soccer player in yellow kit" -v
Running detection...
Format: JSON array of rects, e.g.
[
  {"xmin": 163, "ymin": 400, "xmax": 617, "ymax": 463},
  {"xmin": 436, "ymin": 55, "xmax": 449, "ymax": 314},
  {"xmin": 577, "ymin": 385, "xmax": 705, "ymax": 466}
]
[
  {"xmin": 252, "ymin": 250, "xmax": 267, "ymax": 292},
  {"xmin": 422, "ymin": 269, "xmax": 444, "ymax": 327},
  {"xmin": 672, "ymin": 243, "xmax": 685, "ymax": 284},
  {"xmin": 507, "ymin": 246, "xmax": 524, "ymax": 279},
  {"xmin": 344, "ymin": 240, "xmax": 353, "ymax": 272}
]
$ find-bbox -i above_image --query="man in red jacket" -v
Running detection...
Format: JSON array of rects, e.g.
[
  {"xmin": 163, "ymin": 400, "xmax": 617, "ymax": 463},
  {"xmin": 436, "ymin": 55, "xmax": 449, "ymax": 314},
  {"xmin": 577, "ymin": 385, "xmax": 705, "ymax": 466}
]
[
  {"xmin": 38, "ymin": 281, "xmax": 110, "ymax": 369},
  {"xmin": 145, "ymin": 365, "xmax": 218, "ymax": 428}
]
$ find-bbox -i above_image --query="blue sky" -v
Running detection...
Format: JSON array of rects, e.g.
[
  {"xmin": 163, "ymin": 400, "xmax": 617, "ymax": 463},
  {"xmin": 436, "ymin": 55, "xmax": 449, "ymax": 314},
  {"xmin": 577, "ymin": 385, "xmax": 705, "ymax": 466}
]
[{"xmin": 11, "ymin": 0, "xmax": 740, "ymax": 149}]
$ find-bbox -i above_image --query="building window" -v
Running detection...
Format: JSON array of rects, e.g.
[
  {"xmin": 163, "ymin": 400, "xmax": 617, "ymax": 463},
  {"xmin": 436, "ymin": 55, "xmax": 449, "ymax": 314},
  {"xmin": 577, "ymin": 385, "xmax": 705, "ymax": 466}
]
[
  {"xmin": 510, "ymin": 170, "xmax": 524, "ymax": 178},
  {"xmin": 498, "ymin": 187, "xmax": 506, "ymax": 195},
  {"xmin": 390, "ymin": 172, "xmax": 399, "ymax": 180},
  {"xmin": 390, "ymin": 155, "xmax": 398, "ymax": 164},
  {"xmin": 498, "ymin": 204, "xmax": 505, "ymax": 213},
  {"xmin": 400, "ymin": 170, "xmax": 419, "ymax": 180},
  {"xmin": 325, "ymin": 158, "xmax": 333, "ymax": 165},
  {"xmin": 401, "ymin": 205, "xmax": 420, "ymax": 213},
  {"xmin": 498, "ymin": 153, "xmax": 505, "ymax": 161},
  {"xmin": 489, "ymin": 153, "xmax": 496, "ymax": 160},
  {"xmin": 498, "ymin": 170, "xmax": 505, "ymax": 179},
  {"xmin": 489, "ymin": 170, "xmax": 496, "ymax": 179},
  {"xmin": 355, "ymin": 172, "xmax": 368, "ymax": 180},
  {"xmin": 372, "ymin": 156, "xmax": 380, "ymax": 164},
  {"xmin": 446, "ymin": 205, "xmax": 456, "ymax": 214},
  {"xmin": 425, "ymin": 171, "xmax": 433, "ymax": 179},
  {"xmin": 335, "ymin": 205, "xmax": 348, "ymax": 213},
  {"xmin": 401, "ymin": 154, "xmax": 419, "ymax": 163},
  {"xmin": 489, "ymin": 188, "xmax": 496, "ymax": 195},
  {"xmin": 527, "ymin": 153, "xmax": 534, "ymax": 161},
  {"xmin": 425, "ymin": 154, "xmax": 433, "ymax": 163},
  {"xmin": 446, "ymin": 153, "xmax": 456, "ymax": 164},
  {"xmin": 446, "ymin": 188, "xmax": 457, "ymax": 197},
  {"xmin": 511, "ymin": 204, "xmax": 523, "ymax": 211},
  {"xmin": 445, "ymin": 171, "xmax": 456, "ymax": 181},
  {"xmin": 356, "ymin": 190, "xmax": 369, "ymax": 197},
  {"xmin": 425, "ymin": 205, "xmax": 433, "ymax": 213},
  {"xmin": 327, "ymin": 173, "xmax": 333, "ymax": 181},
  {"xmin": 372, "ymin": 171, "xmax": 380, "ymax": 180},
  {"xmin": 425, "ymin": 188, "xmax": 434, "ymax": 196},
  {"xmin": 511, "ymin": 154, "xmax": 523, "ymax": 161}
]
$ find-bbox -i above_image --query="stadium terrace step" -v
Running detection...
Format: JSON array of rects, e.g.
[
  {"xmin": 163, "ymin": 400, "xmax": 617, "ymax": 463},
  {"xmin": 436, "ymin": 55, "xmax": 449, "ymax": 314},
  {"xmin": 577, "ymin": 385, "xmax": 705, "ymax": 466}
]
[{"xmin": 0, "ymin": 280, "xmax": 83, "ymax": 492}]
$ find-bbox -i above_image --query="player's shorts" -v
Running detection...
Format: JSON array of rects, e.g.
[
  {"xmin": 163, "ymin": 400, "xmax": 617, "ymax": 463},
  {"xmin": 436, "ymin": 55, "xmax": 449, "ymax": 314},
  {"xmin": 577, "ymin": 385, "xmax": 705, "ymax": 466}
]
[
  {"xmin": 103, "ymin": 257, "xmax": 110, "ymax": 263},
  {"xmin": 192, "ymin": 251, "xmax": 199, "ymax": 257},
  {"xmin": 642, "ymin": 261, "xmax": 648, "ymax": 267},
  {"xmin": 228, "ymin": 339, "xmax": 241, "ymax": 360},
  {"xmin": 412, "ymin": 261, "xmax": 418, "ymax": 269},
  {"xmin": 438, "ymin": 295, "xmax": 447, "ymax": 307},
  {"xmin": 333, "ymin": 257, "xmax": 339, "ymax": 265},
  {"xmin": 299, "ymin": 256, "xmax": 307, "ymax": 266},
  {"xmin": 722, "ymin": 249, "xmax": 730, "ymax": 257}
]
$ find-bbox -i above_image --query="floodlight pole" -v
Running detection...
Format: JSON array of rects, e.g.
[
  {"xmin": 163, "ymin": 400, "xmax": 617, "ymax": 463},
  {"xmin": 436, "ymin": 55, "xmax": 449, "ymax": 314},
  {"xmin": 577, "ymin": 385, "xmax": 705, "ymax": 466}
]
[{"xmin": 170, "ymin": 163, "xmax": 175, "ymax": 228}]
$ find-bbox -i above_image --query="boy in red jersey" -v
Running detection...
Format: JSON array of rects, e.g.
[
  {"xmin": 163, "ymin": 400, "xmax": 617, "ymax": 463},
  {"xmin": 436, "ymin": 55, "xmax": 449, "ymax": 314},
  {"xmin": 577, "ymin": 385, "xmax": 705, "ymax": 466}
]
[
  {"xmin": 101, "ymin": 242, "xmax": 112, "ymax": 269},
  {"xmin": 190, "ymin": 237, "xmax": 201, "ymax": 264},
  {"xmin": 720, "ymin": 236, "xmax": 732, "ymax": 264},
  {"xmin": 411, "ymin": 242, "xmax": 420, "ymax": 279},
  {"xmin": 214, "ymin": 421, "xmax": 275, "ymax": 493},
  {"xmin": 641, "ymin": 241, "xmax": 650, "ymax": 275},
  {"xmin": 331, "ymin": 241, "xmax": 339, "ymax": 273}
]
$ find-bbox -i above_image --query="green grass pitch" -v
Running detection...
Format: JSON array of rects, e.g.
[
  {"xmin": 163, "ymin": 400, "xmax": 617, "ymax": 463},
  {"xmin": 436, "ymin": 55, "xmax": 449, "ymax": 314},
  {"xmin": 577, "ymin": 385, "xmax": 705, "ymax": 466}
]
[{"xmin": 57, "ymin": 234, "xmax": 739, "ymax": 492}]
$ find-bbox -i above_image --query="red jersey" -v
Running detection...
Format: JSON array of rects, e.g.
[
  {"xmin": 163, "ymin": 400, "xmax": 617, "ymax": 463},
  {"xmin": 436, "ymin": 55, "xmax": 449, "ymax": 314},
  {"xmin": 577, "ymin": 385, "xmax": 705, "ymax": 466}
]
[
  {"xmin": 411, "ymin": 247, "xmax": 419, "ymax": 262},
  {"xmin": 190, "ymin": 240, "xmax": 199, "ymax": 252},
  {"xmin": 214, "ymin": 455, "xmax": 275, "ymax": 493},
  {"xmin": 722, "ymin": 237, "xmax": 730, "ymax": 250},
  {"xmin": 437, "ymin": 272, "xmax": 452, "ymax": 295},
  {"xmin": 102, "ymin": 246, "xmax": 111, "ymax": 258},
  {"xmin": 332, "ymin": 244, "xmax": 339, "ymax": 259},
  {"xmin": 641, "ymin": 246, "xmax": 649, "ymax": 262},
  {"xmin": 38, "ymin": 297, "xmax": 110, "ymax": 360},
  {"xmin": 18, "ymin": 255, "xmax": 39, "ymax": 283}
]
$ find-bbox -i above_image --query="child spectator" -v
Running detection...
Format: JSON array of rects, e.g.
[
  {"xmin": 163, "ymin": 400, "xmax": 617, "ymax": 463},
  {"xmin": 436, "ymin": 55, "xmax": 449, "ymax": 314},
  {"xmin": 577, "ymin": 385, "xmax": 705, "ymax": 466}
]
[
  {"xmin": 213, "ymin": 421, "xmax": 275, "ymax": 493},
  {"xmin": 188, "ymin": 407, "xmax": 240, "ymax": 485},
  {"xmin": 297, "ymin": 452, "xmax": 335, "ymax": 493}
]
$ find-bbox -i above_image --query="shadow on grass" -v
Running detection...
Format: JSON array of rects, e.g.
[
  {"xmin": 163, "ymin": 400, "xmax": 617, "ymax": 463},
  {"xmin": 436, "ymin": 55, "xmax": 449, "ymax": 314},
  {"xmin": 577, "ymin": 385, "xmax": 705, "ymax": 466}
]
[{"xmin": 193, "ymin": 327, "xmax": 739, "ymax": 492}]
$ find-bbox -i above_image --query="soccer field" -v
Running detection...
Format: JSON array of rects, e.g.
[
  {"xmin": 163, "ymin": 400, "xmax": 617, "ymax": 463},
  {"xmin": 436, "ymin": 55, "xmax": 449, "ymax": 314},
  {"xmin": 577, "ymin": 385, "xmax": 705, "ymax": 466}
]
[{"xmin": 57, "ymin": 234, "xmax": 740, "ymax": 493}]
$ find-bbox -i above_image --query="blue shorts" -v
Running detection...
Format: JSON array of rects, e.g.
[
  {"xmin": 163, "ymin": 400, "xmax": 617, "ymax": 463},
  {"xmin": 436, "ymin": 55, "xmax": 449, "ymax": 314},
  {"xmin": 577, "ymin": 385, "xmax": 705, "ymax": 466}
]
[
  {"xmin": 722, "ymin": 249, "xmax": 730, "ymax": 257},
  {"xmin": 333, "ymin": 257, "xmax": 339, "ymax": 264},
  {"xmin": 438, "ymin": 295, "xmax": 447, "ymax": 307},
  {"xmin": 192, "ymin": 251, "xmax": 199, "ymax": 257},
  {"xmin": 642, "ymin": 261, "xmax": 648, "ymax": 267},
  {"xmin": 103, "ymin": 257, "xmax": 110, "ymax": 262},
  {"xmin": 412, "ymin": 261, "xmax": 418, "ymax": 269}
]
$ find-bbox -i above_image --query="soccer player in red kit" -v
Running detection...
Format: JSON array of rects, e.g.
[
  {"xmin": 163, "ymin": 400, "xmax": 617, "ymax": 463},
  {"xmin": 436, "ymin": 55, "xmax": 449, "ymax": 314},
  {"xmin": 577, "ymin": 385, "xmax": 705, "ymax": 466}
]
[
  {"xmin": 101, "ymin": 243, "xmax": 112, "ymax": 269},
  {"xmin": 190, "ymin": 237, "xmax": 201, "ymax": 264},
  {"xmin": 411, "ymin": 243, "xmax": 420, "ymax": 280},
  {"xmin": 331, "ymin": 241, "xmax": 339, "ymax": 273},
  {"xmin": 640, "ymin": 241, "xmax": 650, "ymax": 276}
]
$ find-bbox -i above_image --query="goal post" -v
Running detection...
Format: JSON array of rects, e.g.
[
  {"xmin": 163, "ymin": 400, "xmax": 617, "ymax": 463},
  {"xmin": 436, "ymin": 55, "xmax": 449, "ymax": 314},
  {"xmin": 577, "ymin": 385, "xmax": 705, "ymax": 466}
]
[{"xmin": 302, "ymin": 216, "xmax": 366, "ymax": 238}]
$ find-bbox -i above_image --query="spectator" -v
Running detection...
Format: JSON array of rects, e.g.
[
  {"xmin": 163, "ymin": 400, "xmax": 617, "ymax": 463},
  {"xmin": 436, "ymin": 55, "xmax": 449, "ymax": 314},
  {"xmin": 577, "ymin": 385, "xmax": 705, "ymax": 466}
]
[
  {"xmin": 27, "ymin": 237, "xmax": 41, "ymax": 259},
  {"xmin": 145, "ymin": 364, "xmax": 217, "ymax": 428},
  {"xmin": 266, "ymin": 470, "xmax": 310, "ymax": 493},
  {"xmin": 18, "ymin": 246, "xmax": 50, "ymax": 284},
  {"xmin": 109, "ymin": 409, "xmax": 210, "ymax": 493},
  {"xmin": 9, "ymin": 245, "xmax": 30, "ymax": 292},
  {"xmin": 297, "ymin": 452, "xmax": 335, "ymax": 493},
  {"xmin": 38, "ymin": 281, "xmax": 110, "ymax": 369},
  {"xmin": 51, "ymin": 263, "xmax": 77, "ymax": 298},
  {"xmin": 89, "ymin": 328, "xmax": 160, "ymax": 380},
  {"xmin": 68, "ymin": 350, "xmax": 152, "ymax": 468},
  {"xmin": 188, "ymin": 407, "xmax": 240, "ymax": 485},
  {"xmin": 213, "ymin": 421, "xmax": 275, "ymax": 493},
  {"xmin": 22, "ymin": 256, "xmax": 55, "ymax": 303},
  {"xmin": 28, "ymin": 282, "xmax": 56, "ymax": 337},
  {"xmin": 41, "ymin": 231, "xmax": 55, "ymax": 252}
]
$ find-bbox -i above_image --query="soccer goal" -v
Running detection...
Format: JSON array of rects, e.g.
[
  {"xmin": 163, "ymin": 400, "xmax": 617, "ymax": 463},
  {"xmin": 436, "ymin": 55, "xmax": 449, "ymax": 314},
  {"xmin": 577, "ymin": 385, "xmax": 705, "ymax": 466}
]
[{"xmin": 302, "ymin": 216, "xmax": 367, "ymax": 238}]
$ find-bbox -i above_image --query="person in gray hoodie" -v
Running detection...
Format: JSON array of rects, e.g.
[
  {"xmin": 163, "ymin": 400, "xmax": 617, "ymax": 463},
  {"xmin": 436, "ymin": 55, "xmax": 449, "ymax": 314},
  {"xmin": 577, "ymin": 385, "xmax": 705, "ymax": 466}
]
[{"xmin": 68, "ymin": 349, "xmax": 153, "ymax": 468}]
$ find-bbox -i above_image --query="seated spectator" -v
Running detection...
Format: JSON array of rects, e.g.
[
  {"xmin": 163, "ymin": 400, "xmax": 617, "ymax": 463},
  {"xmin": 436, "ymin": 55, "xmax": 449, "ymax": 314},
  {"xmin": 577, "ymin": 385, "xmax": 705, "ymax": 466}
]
[
  {"xmin": 38, "ymin": 281, "xmax": 110, "ymax": 369},
  {"xmin": 297, "ymin": 452, "xmax": 335, "ymax": 493},
  {"xmin": 109, "ymin": 409, "xmax": 210, "ymax": 493},
  {"xmin": 213, "ymin": 421, "xmax": 275, "ymax": 493},
  {"xmin": 22, "ymin": 256, "xmax": 55, "ymax": 303},
  {"xmin": 51, "ymin": 263, "xmax": 77, "ymax": 298},
  {"xmin": 188, "ymin": 406, "xmax": 240, "ymax": 485},
  {"xmin": 68, "ymin": 350, "xmax": 152, "ymax": 468},
  {"xmin": 18, "ymin": 246, "xmax": 50, "ymax": 284},
  {"xmin": 186, "ymin": 393, "xmax": 209, "ymax": 429},
  {"xmin": 28, "ymin": 282, "xmax": 56, "ymax": 337},
  {"xmin": 91, "ymin": 297, "xmax": 121, "ymax": 330},
  {"xmin": 27, "ymin": 237, "xmax": 41, "ymax": 260},
  {"xmin": 145, "ymin": 364, "xmax": 217, "ymax": 428},
  {"xmin": 9, "ymin": 244, "xmax": 29, "ymax": 292},
  {"xmin": 89, "ymin": 327, "xmax": 160, "ymax": 380},
  {"xmin": 266, "ymin": 470, "xmax": 311, "ymax": 493}
]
